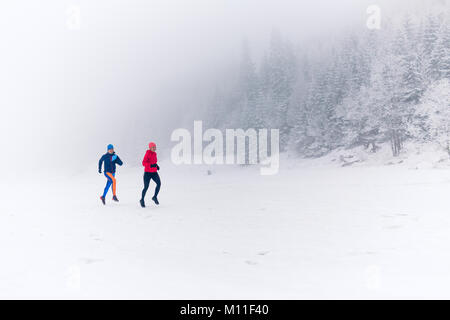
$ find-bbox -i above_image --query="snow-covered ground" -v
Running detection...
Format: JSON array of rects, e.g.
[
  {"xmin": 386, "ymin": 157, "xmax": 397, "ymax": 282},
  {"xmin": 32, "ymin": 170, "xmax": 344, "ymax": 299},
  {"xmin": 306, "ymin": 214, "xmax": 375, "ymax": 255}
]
[{"xmin": 2, "ymin": 154, "xmax": 450, "ymax": 299}]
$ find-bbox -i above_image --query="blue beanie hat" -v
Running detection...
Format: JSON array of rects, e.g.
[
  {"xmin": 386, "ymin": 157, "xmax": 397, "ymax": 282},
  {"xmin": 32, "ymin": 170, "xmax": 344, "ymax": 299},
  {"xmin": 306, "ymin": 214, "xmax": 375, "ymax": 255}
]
[{"xmin": 107, "ymin": 144, "xmax": 114, "ymax": 150}]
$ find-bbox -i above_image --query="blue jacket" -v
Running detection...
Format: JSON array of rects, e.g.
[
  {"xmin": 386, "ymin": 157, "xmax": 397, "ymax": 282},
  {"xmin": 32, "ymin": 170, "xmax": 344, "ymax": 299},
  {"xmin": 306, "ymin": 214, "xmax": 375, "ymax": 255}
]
[{"xmin": 99, "ymin": 152, "xmax": 123, "ymax": 173}]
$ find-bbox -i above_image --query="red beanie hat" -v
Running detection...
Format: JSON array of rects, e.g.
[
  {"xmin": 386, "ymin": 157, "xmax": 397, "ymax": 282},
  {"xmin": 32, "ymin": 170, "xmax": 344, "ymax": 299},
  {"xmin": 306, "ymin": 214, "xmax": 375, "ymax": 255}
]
[{"xmin": 149, "ymin": 142, "xmax": 156, "ymax": 149}]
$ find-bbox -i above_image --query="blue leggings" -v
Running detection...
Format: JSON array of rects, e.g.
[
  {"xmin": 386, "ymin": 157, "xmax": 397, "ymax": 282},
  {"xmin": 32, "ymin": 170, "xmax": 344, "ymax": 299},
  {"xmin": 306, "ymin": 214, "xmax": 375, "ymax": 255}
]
[{"xmin": 103, "ymin": 172, "xmax": 116, "ymax": 197}]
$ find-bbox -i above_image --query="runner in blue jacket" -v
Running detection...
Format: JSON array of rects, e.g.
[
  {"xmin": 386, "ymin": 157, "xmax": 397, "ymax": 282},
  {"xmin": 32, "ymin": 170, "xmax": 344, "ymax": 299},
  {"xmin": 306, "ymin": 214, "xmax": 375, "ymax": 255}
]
[{"xmin": 98, "ymin": 144, "xmax": 123, "ymax": 205}]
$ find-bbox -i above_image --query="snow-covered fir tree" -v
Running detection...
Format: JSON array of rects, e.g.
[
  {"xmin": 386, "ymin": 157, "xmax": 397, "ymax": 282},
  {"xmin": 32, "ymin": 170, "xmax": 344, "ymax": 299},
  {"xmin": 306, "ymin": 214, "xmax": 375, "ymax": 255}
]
[{"xmin": 205, "ymin": 10, "xmax": 450, "ymax": 159}]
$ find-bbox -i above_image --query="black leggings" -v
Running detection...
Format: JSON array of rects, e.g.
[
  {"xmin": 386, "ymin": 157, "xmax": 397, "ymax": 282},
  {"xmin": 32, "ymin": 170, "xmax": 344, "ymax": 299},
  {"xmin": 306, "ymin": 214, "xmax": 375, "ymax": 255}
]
[{"xmin": 142, "ymin": 172, "xmax": 161, "ymax": 200}]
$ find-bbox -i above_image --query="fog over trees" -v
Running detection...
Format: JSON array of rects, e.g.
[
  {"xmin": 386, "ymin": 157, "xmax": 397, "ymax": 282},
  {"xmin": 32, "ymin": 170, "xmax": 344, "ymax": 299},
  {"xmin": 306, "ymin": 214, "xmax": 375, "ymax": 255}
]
[
  {"xmin": 201, "ymin": 4, "xmax": 450, "ymax": 160},
  {"xmin": 1, "ymin": 0, "xmax": 449, "ymax": 175}
]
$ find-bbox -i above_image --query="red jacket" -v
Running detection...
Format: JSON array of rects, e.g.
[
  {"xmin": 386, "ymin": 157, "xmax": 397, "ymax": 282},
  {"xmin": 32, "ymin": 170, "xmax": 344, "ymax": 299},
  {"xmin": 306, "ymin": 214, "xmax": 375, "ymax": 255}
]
[{"xmin": 142, "ymin": 150, "xmax": 158, "ymax": 172}]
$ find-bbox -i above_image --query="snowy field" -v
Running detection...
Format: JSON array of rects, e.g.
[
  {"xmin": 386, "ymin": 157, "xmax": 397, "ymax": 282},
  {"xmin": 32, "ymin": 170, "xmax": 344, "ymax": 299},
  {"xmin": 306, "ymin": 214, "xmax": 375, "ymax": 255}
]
[{"xmin": 2, "ymin": 156, "xmax": 450, "ymax": 299}]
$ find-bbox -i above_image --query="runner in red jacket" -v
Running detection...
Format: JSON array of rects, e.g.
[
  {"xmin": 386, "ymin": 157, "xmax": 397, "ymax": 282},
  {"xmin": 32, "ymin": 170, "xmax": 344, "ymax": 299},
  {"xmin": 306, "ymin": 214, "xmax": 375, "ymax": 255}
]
[{"xmin": 140, "ymin": 142, "xmax": 161, "ymax": 207}]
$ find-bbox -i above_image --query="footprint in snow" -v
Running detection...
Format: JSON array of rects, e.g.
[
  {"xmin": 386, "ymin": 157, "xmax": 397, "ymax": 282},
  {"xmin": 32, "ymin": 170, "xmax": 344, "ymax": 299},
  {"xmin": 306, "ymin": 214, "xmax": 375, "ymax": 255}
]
[
  {"xmin": 382, "ymin": 213, "xmax": 409, "ymax": 219},
  {"xmin": 245, "ymin": 260, "xmax": 258, "ymax": 266},
  {"xmin": 349, "ymin": 251, "xmax": 377, "ymax": 256},
  {"xmin": 257, "ymin": 251, "xmax": 270, "ymax": 256},
  {"xmin": 385, "ymin": 225, "xmax": 402, "ymax": 230},
  {"xmin": 80, "ymin": 258, "xmax": 103, "ymax": 265},
  {"xmin": 89, "ymin": 234, "xmax": 102, "ymax": 241}
]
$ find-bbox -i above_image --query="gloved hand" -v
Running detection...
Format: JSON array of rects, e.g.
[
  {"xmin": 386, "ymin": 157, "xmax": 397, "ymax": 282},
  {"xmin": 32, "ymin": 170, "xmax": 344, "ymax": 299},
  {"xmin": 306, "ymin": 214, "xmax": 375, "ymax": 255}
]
[
  {"xmin": 112, "ymin": 155, "xmax": 118, "ymax": 161},
  {"xmin": 98, "ymin": 169, "xmax": 102, "ymax": 174},
  {"xmin": 157, "ymin": 164, "xmax": 160, "ymax": 171}
]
